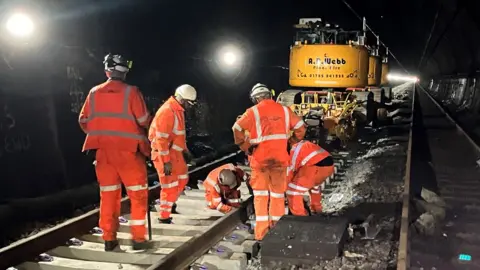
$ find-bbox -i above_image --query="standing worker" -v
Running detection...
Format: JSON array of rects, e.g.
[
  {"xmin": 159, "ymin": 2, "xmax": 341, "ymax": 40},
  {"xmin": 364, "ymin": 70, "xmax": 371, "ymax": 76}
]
[
  {"xmin": 149, "ymin": 84, "xmax": 197, "ymax": 224},
  {"xmin": 286, "ymin": 139, "xmax": 334, "ymax": 215},
  {"xmin": 78, "ymin": 54, "xmax": 152, "ymax": 251},
  {"xmin": 203, "ymin": 163, "xmax": 250, "ymax": 213},
  {"xmin": 232, "ymin": 83, "xmax": 306, "ymax": 241}
]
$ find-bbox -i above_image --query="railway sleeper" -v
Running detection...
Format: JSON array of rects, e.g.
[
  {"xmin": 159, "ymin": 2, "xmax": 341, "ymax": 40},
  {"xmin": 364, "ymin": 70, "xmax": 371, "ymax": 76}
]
[{"xmin": 10, "ymin": 149, "xmax": 351, "ymax": 270}]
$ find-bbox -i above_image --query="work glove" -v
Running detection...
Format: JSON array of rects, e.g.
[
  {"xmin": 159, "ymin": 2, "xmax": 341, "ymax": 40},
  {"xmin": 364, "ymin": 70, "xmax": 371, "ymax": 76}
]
[
  {"xmin": 183, "ymin": 150, "xmax": 195, "ymax": 164},
  {"xmin": 246, "ymin": 145, "xmax": 257, "ymax": 156},
  {"xmin": 164, "ymin": 162, "xmax": 173, "ymax": 176}
]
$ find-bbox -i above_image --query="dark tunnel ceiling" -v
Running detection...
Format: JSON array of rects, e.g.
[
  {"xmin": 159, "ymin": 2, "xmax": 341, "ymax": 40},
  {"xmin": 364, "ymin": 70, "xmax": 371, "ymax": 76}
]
[{"xmin": 7, "ymin": 0, "xmax": 480, "ymax": 78}]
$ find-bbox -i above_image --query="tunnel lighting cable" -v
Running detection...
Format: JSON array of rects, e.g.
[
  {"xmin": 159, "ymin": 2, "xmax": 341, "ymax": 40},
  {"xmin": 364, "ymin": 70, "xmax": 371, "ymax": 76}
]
[
  {"xmin": 418, "ymin": 4, "xmax": 441, "ymax": 70},
  {"xmin": 422, "ymin": 7, "xmax": 460, "ymax": 73},
  {"xmin": 341, "ymin": 0, "xmax": 410, "ymax": 75}
]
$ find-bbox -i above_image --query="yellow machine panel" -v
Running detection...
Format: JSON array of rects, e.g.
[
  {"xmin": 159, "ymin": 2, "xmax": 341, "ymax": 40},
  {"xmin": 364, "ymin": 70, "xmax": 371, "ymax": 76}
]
[
  {"xmin": 367, "ymin": 55, "xmax": 382, "ymax": 86},
  {"xmin": 289, "ymin": 44, "xmax": 369, "ymax": 88},
  {"xmin": 381, "ymin": 63, "xmax": 389, "ymax": 85}
]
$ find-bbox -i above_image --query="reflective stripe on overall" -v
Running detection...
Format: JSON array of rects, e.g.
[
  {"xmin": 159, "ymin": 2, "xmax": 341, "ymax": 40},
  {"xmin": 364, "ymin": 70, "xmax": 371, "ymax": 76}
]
[
  {"xmin": 287, "ymin": 141, "xmax": 327, "ymax": 175},
  {"xmin": 99, "ymin": 183, "xmax": 148, "ymax": 226},
  {"xmin": 232, "ymin": 105, "xmax": 304, "ymax": 143},
  {"xmin": 204, "ymin": 163, "xmax": 236, "ymax": 210},
  {"xmin": 152, "ymin": 105, "xmax": 186, "ymax": 158},
  {"xmin": 80, "ymin": 86, "xmax": 148, "ymax": 141}
]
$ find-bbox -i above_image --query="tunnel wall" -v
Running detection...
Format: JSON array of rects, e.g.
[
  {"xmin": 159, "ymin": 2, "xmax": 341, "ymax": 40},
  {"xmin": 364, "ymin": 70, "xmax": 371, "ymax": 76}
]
[
  {"xmin": 421, "ymin": 0, "xmax": 480, "ymax": 77},
  {"xmin": 0, "ymin": 48, "xmax": 107, "ymax": 201},
  {"xmin": 425, "ymin": 77, "xmax": 480, "ymax": 143}
]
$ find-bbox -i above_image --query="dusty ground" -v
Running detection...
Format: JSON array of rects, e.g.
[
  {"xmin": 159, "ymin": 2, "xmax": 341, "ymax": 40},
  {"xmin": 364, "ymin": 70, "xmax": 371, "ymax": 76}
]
[{"xmin": 247, "ymin": 83, "xmax": 413, "ymax": 270}]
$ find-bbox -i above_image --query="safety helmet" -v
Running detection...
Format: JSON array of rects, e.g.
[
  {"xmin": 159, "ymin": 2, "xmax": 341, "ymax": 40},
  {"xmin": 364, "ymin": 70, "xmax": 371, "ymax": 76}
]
[
  {"xmin": 175, "ymin": 84, "xmax": 197, "ymax": 105},
  {"xmin": 103, "ymin": 53, "xmax": 132, "ymax": 73},
  {"xmin": 218, "ymin": 169, "xmax": 237, "ymax": 188},
  {"xmin": 250, "ymin": 83, "xmax": 272, "ymax": 103}
]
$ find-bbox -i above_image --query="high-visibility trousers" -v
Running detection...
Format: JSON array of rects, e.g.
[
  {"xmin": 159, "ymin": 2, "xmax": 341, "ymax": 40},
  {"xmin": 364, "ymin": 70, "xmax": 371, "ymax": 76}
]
[
  {"xmin": 153, "ymin": 150, "xmax": 188, "ymax": 219},
  {"xmin": 286, "ymin": 165, "xmax": 334, "ymax": 216},
  {"xmin": 95, "ymin": 149, "xmax": 148, "ymax": 242},
  {"xmin": 250, "ymin": 166, "xmax": 287, "ymax": 241}
]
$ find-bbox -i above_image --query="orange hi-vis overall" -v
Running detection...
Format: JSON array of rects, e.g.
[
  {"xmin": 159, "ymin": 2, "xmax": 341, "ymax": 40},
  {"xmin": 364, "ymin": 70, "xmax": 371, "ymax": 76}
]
[
  {"xmin": 287, "ymin": 140, "xmax": 334, "ymax": 216},
  {"xmin": 148, "ymin": 96, "xmax": 188, "ymax": 220},
  {"xmin": 233, "ymin": 99, "xmax": 306, "ymax": 240},
  {"xmin": 203, "ymin": 163, "xmax": 249, "ymax": 213},
  {"xmin": 79, "ymin": 79, "xmax": 151, "ymax": 242}
]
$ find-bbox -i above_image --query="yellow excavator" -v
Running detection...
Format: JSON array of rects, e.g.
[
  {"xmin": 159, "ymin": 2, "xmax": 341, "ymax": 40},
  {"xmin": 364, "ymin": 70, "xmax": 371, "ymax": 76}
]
[{"xmin": 276, "ymin": 17, "xmax": 390, "ymax": 145}]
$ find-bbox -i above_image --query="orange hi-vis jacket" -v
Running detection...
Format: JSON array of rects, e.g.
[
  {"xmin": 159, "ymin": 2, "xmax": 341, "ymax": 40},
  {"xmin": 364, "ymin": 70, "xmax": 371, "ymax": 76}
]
[
  {"xmin": 79, "ymin": 80, "xmax": 151, "ymax": 155},
  {"xmin": 203, "ymin": 163, "xmax": 248, "ymax": 213},
  {"xmin": 148, "ymin": 96, "xmax": 187, "ymax": 165},
  {"xmin": 288, "ymin": 140, "xmax": 331, "ymax": 176},
  {"xmin": 233, "ymin": 99, "xmax": 306, "ymax": 168}
]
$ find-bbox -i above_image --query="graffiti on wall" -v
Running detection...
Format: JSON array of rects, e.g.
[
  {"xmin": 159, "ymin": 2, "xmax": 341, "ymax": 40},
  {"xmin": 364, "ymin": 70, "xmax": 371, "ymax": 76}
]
[
  {"xmin": 67, "ymin": 66, "xmax": 86, "ymax": 113},
  {"xmin": 0, "ymin": 104, "xmax": 31, "ymax": 158}
]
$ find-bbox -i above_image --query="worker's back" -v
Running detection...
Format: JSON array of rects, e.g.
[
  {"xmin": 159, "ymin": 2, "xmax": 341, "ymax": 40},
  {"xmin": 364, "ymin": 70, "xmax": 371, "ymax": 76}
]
[
  {"xmin": 247, "ymin": 99, "xmax": 290, "ymax": 168},
  {"xmin": 289, "ymin": 140, "xmax": 331, "ymax": 172},
  {"xmin": 79, "ymin": 80, "xmax": 150, "ymax": 154}
]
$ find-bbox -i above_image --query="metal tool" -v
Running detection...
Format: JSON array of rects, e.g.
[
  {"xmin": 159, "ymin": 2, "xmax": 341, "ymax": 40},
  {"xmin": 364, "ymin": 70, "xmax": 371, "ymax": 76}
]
[
  {"xmin": 360, "ymin": 214, "xmax": 381, "ymax": 240},
  {"xmin": 147, "ymin": 194, "xmax": 153, "ymax": 240}
]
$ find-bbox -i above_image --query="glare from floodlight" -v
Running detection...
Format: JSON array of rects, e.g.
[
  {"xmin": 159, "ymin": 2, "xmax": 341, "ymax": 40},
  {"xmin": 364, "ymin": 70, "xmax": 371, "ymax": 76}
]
[
  {"xmin": 387, "ymin": 73, "xmax": 419, "ymax": 83},
  {"xmin": 217, "ymin": 44, "xmax": 243, "ymax": 69},
  {"xmin": 6, "ymin": 13, "xmax": 34, "ymax": 38},
  {"xmin": 223, "ymin": 52, "xmax": 237, "ymax": 66}
]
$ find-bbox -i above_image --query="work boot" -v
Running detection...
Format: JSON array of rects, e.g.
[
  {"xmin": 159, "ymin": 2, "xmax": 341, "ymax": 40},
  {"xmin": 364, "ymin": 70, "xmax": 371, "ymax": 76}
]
[
  {"xmin": 132, "ymin": 240, "xmax": 154, "ymax": 250},
  {"xmin": 171, "ymin": 203, "xmax": 179, "ymax": 214},
  {"xmin": 104, "ymin": 240, "xmax": 119, "ymax": 251},
  {"xmin": 158, "ymin": 217, "xmax": 173, "ymax": 224},
  {"xmin": 255, "ymin": 240, "xmax": 262, "ymax": 255}
]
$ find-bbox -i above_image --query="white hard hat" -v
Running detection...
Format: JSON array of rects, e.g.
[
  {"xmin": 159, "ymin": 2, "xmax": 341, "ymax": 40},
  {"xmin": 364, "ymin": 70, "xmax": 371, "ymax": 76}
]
[
  {"xmin": 175, "ymin": 84, "xmax": 197, "ymax": 104},
  {"xmin": 250, "ymin": 83, "xmax": 271, "ymax": 99}
]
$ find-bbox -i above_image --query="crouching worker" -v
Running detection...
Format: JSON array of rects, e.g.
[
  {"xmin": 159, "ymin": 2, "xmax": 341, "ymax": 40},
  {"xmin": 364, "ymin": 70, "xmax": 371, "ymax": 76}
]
[
  {"xmin": 204, "ymin": 163, "xmax": 250, "ymax": 213},
  {"xmin": 286, "ymin": 140, "xmax": 334, "ymax": 215}
]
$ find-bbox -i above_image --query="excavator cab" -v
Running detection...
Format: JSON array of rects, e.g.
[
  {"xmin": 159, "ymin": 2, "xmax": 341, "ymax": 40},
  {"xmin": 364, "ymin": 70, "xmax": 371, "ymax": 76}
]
[{"xmin": 293, "ymin": 18, "xmax": 362, "ymax": 46}]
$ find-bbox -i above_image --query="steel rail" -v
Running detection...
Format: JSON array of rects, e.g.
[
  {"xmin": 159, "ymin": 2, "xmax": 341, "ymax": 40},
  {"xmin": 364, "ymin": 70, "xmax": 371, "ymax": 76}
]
[
  {"xmin": 396, "ymin": 83, "xmax": 415, "ymax": 270},
  {"xmin": 0, "ymin": 150, "xmax": 243, "ymax": 270},
  {"xmin": 147, "ymin": 196, "xmax": 253, "ymax": 270}
]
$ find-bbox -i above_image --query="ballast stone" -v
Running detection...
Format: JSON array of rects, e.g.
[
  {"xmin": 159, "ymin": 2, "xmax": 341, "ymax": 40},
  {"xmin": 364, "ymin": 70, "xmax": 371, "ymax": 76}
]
[{"xmin": 260, "ymin": 215, "xmax": 348, "ymax": 269}]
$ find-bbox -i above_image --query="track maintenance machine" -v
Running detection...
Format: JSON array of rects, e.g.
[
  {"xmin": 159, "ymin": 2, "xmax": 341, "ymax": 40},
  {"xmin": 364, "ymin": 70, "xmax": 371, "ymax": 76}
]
[
  {"xmin": 276, "ymin": 18, "xmax": 389, "ymax": 146},
  {"xmin": 381, "ymin": 47, "xmax": 392, "ymax": 101}
]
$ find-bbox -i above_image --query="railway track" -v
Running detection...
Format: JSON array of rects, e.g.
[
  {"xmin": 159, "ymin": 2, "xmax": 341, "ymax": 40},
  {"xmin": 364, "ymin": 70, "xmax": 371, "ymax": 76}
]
[
  {"xmin": 1, "ymin": 151, "xmax": 252, "ymax": 270},
  {"xmin": 0, "ymin": 147, "xmax": 354, "ymax": 270},
  {"xmin": 397, "ymin": 84, "xmax": 480, "ymax": 269},
  {"xmin": 0, "ymin": 87, "xmax": 417, "ymax": 270}
]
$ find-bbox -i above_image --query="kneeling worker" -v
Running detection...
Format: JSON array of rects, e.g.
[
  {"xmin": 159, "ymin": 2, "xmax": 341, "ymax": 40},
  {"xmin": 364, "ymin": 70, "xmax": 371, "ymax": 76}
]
[
  {"xmin": 286, "ymin": 140, "xmax": 334, "ymax": 215},
  {"xmin": 204, "ymin": 163, "xmax": 250, "ymax": 213}
]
